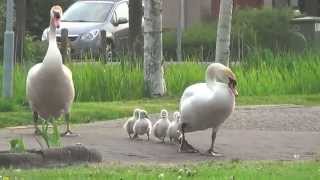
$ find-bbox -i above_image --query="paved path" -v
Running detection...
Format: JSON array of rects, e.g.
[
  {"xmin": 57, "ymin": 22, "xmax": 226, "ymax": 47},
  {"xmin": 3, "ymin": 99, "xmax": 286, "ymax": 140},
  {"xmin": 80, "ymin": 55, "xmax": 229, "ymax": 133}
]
[{"xmin": 1, "ymin": 105, "xmax": 320, "ymax": 164}]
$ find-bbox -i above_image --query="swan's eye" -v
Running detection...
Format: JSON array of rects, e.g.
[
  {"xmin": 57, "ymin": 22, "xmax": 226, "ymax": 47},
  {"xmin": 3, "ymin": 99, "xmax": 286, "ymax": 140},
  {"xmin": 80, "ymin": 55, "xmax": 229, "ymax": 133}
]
[{"xmin": 228, "ymin": 78, "xmax": 237, "ymax": 87}]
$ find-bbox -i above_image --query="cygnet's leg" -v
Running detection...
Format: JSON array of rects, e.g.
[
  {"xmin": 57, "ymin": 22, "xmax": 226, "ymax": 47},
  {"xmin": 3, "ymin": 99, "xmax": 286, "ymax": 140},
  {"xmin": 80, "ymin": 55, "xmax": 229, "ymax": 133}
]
[
  {"xmin": 33, "ymin": 112, "xmax": 41, "ymax": 135},
  {"xmin": 132, "ymin": 133, "xmax": 138, "ymax": 139},
  {"xmin": 147, "ymin": 132, "xmax": 150, "ymax": 141},
  {"xmin": 162, "ymin": 137, "xmax": 165, "ymax": 144},
  {"xmin": 61, "ymin": 112, "xmax": 78, "ymax": 137},
  {"xmin": 178, "ymin": 123, "xmax": 198, "ymax": 153},
  {"xmin": 207, "ymin": 128, "xmax": 223, "ymax": 157}
]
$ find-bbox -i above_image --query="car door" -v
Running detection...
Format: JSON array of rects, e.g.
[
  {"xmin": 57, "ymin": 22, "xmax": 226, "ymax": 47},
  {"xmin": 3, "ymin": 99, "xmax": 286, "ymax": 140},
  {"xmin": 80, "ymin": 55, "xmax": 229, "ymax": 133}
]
[{"xmin": 111, "ymin": 1, "xmax": 129, "ymax": 54}]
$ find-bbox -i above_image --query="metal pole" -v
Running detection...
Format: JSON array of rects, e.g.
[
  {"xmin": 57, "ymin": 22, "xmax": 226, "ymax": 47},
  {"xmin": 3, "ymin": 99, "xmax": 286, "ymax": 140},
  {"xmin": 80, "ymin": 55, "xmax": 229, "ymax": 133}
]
[
  {"xmin": 2, "ymin": 0, "xmax": 15, "ymax": 98},
  {"xmin": 176, "ymin": 0, "xmax": 184, "ymax": 61}
]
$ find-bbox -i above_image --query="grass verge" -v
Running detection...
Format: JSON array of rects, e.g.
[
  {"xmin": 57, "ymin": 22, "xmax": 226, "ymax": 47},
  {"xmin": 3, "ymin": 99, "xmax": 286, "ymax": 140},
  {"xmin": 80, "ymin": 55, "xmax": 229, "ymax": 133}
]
[
  {"xmin": 0, "ymin": 160, "xmax": 318, "ymax": 180},
  {"xmin": 2, "ymin": 51, "xmax": 320, "ymax": 103},
  {"xmin": 0, "ymin": 94, "xmax": 319, "ymax": 128}
]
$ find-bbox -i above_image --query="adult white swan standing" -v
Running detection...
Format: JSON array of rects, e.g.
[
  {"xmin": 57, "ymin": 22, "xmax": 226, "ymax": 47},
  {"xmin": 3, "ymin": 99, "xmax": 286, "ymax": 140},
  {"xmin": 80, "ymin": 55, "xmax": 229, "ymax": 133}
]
[
  {"xmin": 179, "ymin": 63, "xmax": 238, "ymax": 156},
  {"xmin": 26, "ymin": 5, "xmax": 75, "ymax": 136}
]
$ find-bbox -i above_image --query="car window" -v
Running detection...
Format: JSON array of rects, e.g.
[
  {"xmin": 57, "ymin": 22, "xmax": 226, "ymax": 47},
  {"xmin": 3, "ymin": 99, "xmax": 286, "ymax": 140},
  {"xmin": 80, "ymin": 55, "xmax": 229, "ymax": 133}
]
[
  {"xmin": 62, "ymin": 2, "xmax": 113, "ymax": 22},
  {"xmin": 113, "ymin": 2, "xmax": 129, "ymax": 21}
]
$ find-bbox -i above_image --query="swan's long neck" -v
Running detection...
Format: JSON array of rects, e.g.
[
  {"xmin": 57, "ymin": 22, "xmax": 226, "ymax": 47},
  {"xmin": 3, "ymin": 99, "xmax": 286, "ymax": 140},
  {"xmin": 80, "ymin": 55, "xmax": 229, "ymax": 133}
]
[
  {"xmin": 206, "ymin": 74, "xmax": 217, "ymax": 89},
  {"xmin": 49, "ymin": 25, "xmax": 57, "ymax": 46},
  {"xmin": 43, "ymin": 19, "xmax": 63, "ymax": 67}
]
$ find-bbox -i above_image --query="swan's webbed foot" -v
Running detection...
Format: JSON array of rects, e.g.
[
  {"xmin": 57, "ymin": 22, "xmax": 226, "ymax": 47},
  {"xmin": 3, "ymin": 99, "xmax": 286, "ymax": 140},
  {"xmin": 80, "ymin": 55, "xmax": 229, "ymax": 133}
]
[
  {"xmin": 132, "ymin": 134, "xmax": 138, "ymax": 139},
  {"xmin": 61, "ymin": 130, "xmax": 79, "ymax": 137},
  {"xmin": 178, "ymin": 123, "xmax": 199, "ymax": 153},
  {"xmin": 61, "ymin": 113, "xmax": 79, "ymax": 137},
  {"xmin": 147, "ymin": 132, "xmax": 150, "ymax": 141},
  {"xmin": 179, "ymin": 139, "xmax": 199, "ymax": 153},
  {"xmin": 34, "ymin": 128, "xmax": 41, "ymax": 135},
  {"xmin": 206, "ymin": 149, "xmax": 223, "ymax": 157}
]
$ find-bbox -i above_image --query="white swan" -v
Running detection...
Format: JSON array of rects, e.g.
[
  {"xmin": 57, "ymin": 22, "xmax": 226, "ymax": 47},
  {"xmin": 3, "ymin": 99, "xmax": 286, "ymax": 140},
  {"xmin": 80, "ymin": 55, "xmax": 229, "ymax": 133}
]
[
  {"xmin": 167, "ymin": 111, "xmax": 181, "ymax": 143},
  {"xmin": 133, "ymin": 110, "xmax": 152, "ymax": 140},
  {"xmin": 152, "ymin": 109, "xmax": 170, "ymax": 143},
  {"xmin": 123, "ymin": 108, "xmax": 140, "ymax": 139},
  {"xmin": 26, "ymin": 5, "xmax": 75, "ymax": 136},
  {"xmin": 179, "ymin": 63, "xmax": 238, "ymax": 156}
]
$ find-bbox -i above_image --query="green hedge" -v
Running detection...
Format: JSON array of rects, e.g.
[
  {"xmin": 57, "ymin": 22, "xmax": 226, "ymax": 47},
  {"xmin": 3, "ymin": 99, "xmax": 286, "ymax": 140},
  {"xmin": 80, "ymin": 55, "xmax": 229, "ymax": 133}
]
[{"xmin": 163, "ymin": 8, "xmax": 296, "ymax": 61}]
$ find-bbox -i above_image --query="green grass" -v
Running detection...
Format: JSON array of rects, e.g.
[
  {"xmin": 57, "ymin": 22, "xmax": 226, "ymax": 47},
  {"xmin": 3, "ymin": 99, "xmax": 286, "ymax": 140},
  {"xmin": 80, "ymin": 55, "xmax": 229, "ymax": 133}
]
[
  {"xmin": 0, "ymin": 94, "xmax": 319, "ymax": 128},
  {"xmin": 1, "ymin": 52, "xmax": 320, "ymax": 104},
  {"xmin": 0, "ymin": 161, "xmax": 318, "ymax": 180}
]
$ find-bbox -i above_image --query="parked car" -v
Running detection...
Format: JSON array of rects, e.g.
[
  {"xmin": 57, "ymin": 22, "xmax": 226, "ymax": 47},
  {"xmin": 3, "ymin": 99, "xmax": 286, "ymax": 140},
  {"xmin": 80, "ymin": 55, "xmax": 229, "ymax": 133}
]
[{"xmin": 41, "ymin": 0, "xmax": 130, "ymax": 60}]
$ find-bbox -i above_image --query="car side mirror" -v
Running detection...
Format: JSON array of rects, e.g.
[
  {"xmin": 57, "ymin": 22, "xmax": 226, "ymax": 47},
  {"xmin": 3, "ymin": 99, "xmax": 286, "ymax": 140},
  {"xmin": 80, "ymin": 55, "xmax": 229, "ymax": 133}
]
[{"xmin": 113, "ymin": 17, "xmax": 128, "ymax": 26}]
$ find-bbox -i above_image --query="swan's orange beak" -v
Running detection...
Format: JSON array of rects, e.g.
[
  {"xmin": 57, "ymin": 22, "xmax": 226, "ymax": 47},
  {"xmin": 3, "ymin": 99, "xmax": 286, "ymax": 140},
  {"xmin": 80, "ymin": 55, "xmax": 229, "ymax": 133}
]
[
  {"xmin": 51, "ymin": 5, "xmax": 62, "ymax": 28},
  {"xmin": 228, "ymin": 78, "xmax": 238, "ymax": 97},
  {"xmin": 53, "ymin": 12, "xmax": 61, "ymax": 28},
  {"xmin": 232, "ymin": 87, "xmax": 238, "ymax": 97},
  {"xmin": 224, "ymin": 68, "xmax": 238, "ymax": 97}
]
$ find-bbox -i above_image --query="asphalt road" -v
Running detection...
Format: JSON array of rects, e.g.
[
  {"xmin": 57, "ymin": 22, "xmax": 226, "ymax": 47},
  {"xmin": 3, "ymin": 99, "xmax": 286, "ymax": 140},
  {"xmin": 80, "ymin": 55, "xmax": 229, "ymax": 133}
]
[{"xmin": 1, "ymin": 105, "xmax": 320, "ymax": 164}]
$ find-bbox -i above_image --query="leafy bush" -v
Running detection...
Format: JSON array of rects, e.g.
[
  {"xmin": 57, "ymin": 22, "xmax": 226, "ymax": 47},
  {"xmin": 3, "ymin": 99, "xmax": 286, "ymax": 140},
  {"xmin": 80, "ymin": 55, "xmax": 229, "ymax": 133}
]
[
  {"xmin": 163, "ymin": 8, "xmax": 296, "ymax": 61},
  {"xmin": 232, "ymin": 7, "xmax": 294, "ymax": 54},
  {"xmin": 10, "ymin": 138, "xmax": 25, "ymax": 153},
  {"xmin": 26, "ymin": 0, "xmax": 75, "ymax": 38},
  {"xmin": 39, "ymin": 119, "xmax": 61, "ymax": 148},
  {"xmin": 23, "ymin": 34, "xmax": 48, "ymax": 64},
  {"xmin": 163, "ymin": 23, "xmax": 217, "ymax": 61},
  {"xmin": 0, "ymin": 98, "xmax": 18, "ymax": 112}
]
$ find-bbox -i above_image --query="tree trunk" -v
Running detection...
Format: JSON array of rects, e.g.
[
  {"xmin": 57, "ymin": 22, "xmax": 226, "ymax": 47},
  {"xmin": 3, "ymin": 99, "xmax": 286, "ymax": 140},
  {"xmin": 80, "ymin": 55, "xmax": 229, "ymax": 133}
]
[
  {"xmin": 129, "ymin": 0, "xmax": 143, "ymax": 58},
  {"xmin": 14, "ymin": 0, "xmax": 26, "ymax": 64},
  {"xmin": 215, "ymin": 0, "xmax": 233, "ymax": 66},
  {"xmin": 176, "ymin": 0, "xmax": 184, "ymax": 61},
  {"xmin": 143, "ymin": 0, "xmax": 166, "ymax": 97}
]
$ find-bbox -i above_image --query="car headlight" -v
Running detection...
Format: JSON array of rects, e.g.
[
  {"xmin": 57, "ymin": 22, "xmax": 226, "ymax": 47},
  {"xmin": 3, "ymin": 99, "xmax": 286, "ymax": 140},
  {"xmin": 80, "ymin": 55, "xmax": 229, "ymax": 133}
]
[
  {"xmin": 81, "ymin": 29, "xmax": 100, "ymax": 41},
  {"xmin": 41, "ymin": 28, "xmax": 49, "ymax": 41}
]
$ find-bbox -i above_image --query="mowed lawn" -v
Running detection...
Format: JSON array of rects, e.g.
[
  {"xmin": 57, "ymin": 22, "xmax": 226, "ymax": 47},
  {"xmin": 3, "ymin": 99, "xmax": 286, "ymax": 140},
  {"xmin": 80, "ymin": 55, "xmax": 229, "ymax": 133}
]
[
  {"xmin": 0, "ymin": 94, "xmax": 320, "ymax": 128},
  {"xmin": 0, "ymin": 161, "xmax": 319, "ymax": 180}
]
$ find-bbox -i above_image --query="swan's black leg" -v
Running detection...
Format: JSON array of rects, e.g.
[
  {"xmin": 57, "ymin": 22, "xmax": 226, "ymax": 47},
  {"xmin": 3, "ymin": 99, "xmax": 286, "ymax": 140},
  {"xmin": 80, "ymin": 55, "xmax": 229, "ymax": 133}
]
[
  {"xmin": 178, "ymin": 123, "xmax": 198, "ymax": 153},
  {"xmin": 33, "ymin": 112, "xmax": 41, "ymax": 135},
  {"xmin": 61, "ymin": 113, "xmax": 78, "ymax": 137},
  {"xmin": 207, "ymin": 128, "xmax": 223, "ymax": 157}
]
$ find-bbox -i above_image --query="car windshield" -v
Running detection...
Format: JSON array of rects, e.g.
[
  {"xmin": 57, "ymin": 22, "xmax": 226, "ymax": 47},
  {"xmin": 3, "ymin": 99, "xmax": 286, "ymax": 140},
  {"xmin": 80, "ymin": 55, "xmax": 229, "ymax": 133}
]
[{"xmin": 62, "ymin": 1, "xmax": 113, "ymax": 22}]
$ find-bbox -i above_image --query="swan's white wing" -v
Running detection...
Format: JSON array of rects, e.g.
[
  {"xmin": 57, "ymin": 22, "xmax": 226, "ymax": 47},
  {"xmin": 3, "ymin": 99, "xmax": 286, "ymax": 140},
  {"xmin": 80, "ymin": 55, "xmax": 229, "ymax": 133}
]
[
  {"xmin": 152, "ymin": 120, "xmax": 160, "ymax": 137},
  {"xmin": 26, "ymin": 63, "xmax": 43, "ymax": 110},
  {"xmin": 180, "ymin": 83, "xmax": 212, "ymax": 112},
  {"xmin": 123, "ymin": 117, "xmax": 133, "ymax": 129},
  {"xmin": 62, "ymin": 65, "xmax": 75, "ymax": 109},
  {"xmin": 180, "ymin": 83, "xmax": 234, "ymax": 132}
]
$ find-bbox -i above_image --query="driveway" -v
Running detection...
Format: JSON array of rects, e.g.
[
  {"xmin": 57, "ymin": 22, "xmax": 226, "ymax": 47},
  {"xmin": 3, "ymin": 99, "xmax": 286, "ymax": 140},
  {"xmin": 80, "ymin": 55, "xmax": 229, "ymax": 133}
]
[{"xmin": 1, "ymin": 105, "xmax": 320, "ymax": 164}]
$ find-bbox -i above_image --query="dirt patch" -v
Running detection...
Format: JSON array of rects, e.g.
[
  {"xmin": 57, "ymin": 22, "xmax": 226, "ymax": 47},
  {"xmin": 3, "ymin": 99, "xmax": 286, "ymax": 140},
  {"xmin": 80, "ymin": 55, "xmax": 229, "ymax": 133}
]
[
  {"xmin": 1, "ymin": 105, "xmax": 320, "ymax": 164},
  {"xmin": 0, "ymin": 145, "xmax": 102, "ymax": 168}
]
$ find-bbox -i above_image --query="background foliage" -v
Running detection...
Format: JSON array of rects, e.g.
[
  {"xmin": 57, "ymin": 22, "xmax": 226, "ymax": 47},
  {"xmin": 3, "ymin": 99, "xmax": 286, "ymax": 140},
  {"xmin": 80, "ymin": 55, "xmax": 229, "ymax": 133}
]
[
  {"xmin": 25, "ymin": 0, "xmax": 75, "ymax": 38},
  {"xmin": 0, "ymin": 0, "xmax": 5, "ymax": 60},
  {"xmin": 1, "ymin": 2, "xmax": 300, "ymax": 62},
  {"xmin": 163, "ymin": 8, "xmax": 296, "ymax": 61},
  {"xmin": 0, "ymin": 51, "xmax": 319, "ymax": 104}
]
